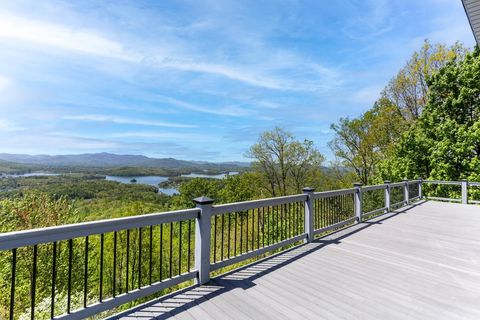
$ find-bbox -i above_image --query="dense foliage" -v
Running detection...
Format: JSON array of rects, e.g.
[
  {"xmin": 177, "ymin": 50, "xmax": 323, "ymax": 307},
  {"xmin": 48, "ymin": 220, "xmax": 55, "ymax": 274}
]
[
  {"xmin": 381, "ymin": 49, "xmax": 480, "ymax": 182},
  {"xmin": 330, "ymin": 40, "xmax": 473, "ymax": 185}
]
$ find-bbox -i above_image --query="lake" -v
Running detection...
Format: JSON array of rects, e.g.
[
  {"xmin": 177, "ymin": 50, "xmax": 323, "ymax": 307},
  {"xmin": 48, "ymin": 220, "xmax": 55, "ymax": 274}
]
[
  {"xmin": 106, "ymin": 172, "xmax": 239, "ymax": 195},
  {"xmin": 105, "ymin": 175, "xmax": 178, "ymax": 195},
  {"xmin": 2, "ymin": 172, "xmax": 60, "ymax": 177},
  {"xmin": 181, "ymin": 172, "xmax": 239, "ymax": 179}
]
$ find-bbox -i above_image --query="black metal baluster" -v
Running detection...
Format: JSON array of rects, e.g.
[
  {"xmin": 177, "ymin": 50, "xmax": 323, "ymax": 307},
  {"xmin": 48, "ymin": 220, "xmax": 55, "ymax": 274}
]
[
  {"xmin": 51, "ymin": 242, "xmax": 57, "ymax": 318},
  {"xmin": 296, "ymin": 202, "xmax": 300, "ymax": 235},
  {"xmin": 240, "ymin": 213, "xmax": 244, "ymax": 253},
  {"xmin": 278, "ymin": 205, "xmax": 281, "ymax": 241},
  {"xmin": 113, "ymin": 232, "xmax": 117, "ymax": 297},
  {"xmin": 221, "ymin": 214, "xmax": 225, "ymax": 260},
  {"xmin": 279, "ymin": 205, "xmax": 282, "ymax": 241},
  {"xmin": 336, "ymin": 196, "xmax": 340, "ymax": 222},
  {"xmin": 99, "ymin": 235, "xmax": 103, "ymax": 302},
  {"xmin": 149, "ymin": 226, "xmax": 153, "ymax": 284},
  {"xmin": 179, "ymin": 221, "xmax": 182, "ymax": 275},
  {"xmin": 246, "ymin": 210, "xmax": 249, "ymax": 252},
  {"xmin": 159, "ymin": 225, "xmax": 163, "ymax": 281},
  {"xmin": 257, "ymin": 208, "xmax": 260, "ymax": 249},
  {"xmin": 277, "ymin": 206, "xmax": 283, "ymax": 242},
  {"xmin": 68, "ymin": 239, "xmax": 73, "ymax": 310},
  {"xmin": 329, "ymin": 197, "xmax": 333, "ymax": 225},
  {"xmin": 213, "ymin": 215, "xmax": 217, "ymax": 263},
  {"xmin": 324, "ymin": 198, "xmax": 328, "ymax": 226},
  {"xmin": 31, "ymin": 245, "xmax": 37, "ymax": 320},
  {"xmin": 10, "ymin": 248, "xmax": 16, "ymax": 320},
  {"xmin": 294, "ymin": 202, "xmax": 297, "ymax": 235},
  {"xmin": 325, "ymin": 198, "xmax": 328, "ymax": 226},
  {"xmin": 333, "ymin": 196, "xmax": 337, "ymax": 222},
  {"xmin": 286, "ymin": 203, "xmax": 293, "ymax": 238},
  {"xmin": 326, "ymin": 198, "xmax": 330, "ymax": 226},
  {"xmin": 272, "ymin": 206, "xmax": 275, "ymax": 243},
  {"xmin": 169, "ymin": 222, "xmax": 173, "ymax": 278},
  {"xmin": 316, "ymin": 199, "xmax": 320, "ymax": 229},
  {"xmin": 262, "ymin": 207, "xmax": 265, "ymax": 247},
  {"xmin": 286, "ymin": 202, "xmax": 292, "ymax": 238},
  {"xmin": 234, "ymin": 213, "xmax": 237, "ymax": 256},
  {"xmin": 285, "ymin": 203, "xmax": 288, "ymax": 238},
  {"xmin": 126, "ymin": 230, "xmax": 130, "ymax": 293},
  {"xmin": 333, "ymin": 197, "xmax": 336, "ymax": 223},
  {"xmin": 251, "ymin": 209, "xmax": 255, "ymax": 250},
  {"xmin": 84, "ymin": 236, "xmax": 89, "ymax": 307},
  {"xmin": 267, "ymin": 206, "xmax": 271, "ymax": 245},
  {"xmin": 138, "ymin": 228, "xmax": 142, "ymax": 289},
  {"xmin": 227, "ymin": 213, "xmax": 231, "ymax": 258},
  {"xmin": 188, "ymin": 220, "xmax": 192, "ymax": 271}
]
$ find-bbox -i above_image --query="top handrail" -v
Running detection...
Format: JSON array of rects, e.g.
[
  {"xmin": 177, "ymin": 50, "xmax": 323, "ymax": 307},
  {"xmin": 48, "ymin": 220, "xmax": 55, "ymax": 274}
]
[
  {"xmin": 423, "ymin": 180, "xmax": 462, "ymax": 185},
  {"xmin": 212, "ymin": 194, "xmax": 307, "ymax": 216},
  {"xmin": 389, "ymin": 182, "xmax": 405, "ymax": 187},
  {"xmin": 0, "ymin": 208, "xmax": 199, "ymax": 251},
  {"xmin": 312, "ymin": 188, "xmax": 355, "ymax": 199},
  {"xmin": 362, "ymin": 184, "xmax": 387, "ymax": 192}
]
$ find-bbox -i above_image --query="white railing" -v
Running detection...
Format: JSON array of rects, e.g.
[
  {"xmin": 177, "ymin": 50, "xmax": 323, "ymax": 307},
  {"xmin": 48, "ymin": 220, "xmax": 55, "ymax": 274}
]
[{"xmin": 0, "ymin": 178, "xmax": 432, "ymax": 320}]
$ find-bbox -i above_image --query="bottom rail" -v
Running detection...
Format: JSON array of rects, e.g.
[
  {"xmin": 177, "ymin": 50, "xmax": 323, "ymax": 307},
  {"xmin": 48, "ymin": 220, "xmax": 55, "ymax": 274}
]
[
  {"xmin": 55, "ymin": 271, "xmax": 197, "ymax": 320},
  {"xmin": 210, "ymin": 233, "xmax": 307, "ymax": 271},
  {"xmin": 362, "ymin": 207, "xmax": 387, "ymax": 218},
  {"xmin": 426, "ymin": 196, "xmax": 461, "ymax": 203},
  {"xmin": 314, "ymin": 217, "xmax": 356, "ymax": 235}
]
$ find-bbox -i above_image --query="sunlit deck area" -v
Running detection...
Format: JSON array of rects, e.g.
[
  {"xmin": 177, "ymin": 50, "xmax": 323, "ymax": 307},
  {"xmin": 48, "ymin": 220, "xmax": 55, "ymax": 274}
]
[{"xmin": 114, "ymin": 200, "xmax": 480, "ymax": 320}]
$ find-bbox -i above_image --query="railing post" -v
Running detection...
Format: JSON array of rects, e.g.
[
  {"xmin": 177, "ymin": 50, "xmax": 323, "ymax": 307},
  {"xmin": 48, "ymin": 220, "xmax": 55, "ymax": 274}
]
[
  {"xmin": 384, "ymin": 181, "xmax": 391, "ymax": 212},
  {"xmin": 302, "ymin": 187, "xmax": 315, "ymax": 243},
  {"xmin": 193, "ymin": 196, "xmax": 214, "ymax": 285},
  {"xmin": 418, "ymin": 177, "xmax": 423, "ymax": 199},
  {"xmin": 461, "ymin": 179, "xmax": 468, "ymax": 204},
  {"xmin": 403, "ymin": 179, "xmax": 409, "ymax": 205},
  {"xmin": 353, "ymin": 183, "xmax": 362, "ymax": 223}
]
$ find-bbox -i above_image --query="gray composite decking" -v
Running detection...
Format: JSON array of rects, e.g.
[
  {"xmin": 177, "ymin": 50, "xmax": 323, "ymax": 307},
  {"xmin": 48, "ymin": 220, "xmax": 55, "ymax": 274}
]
[{"xmin": 113, "ymin": 200, "xmax": 480, "ymax": 320}]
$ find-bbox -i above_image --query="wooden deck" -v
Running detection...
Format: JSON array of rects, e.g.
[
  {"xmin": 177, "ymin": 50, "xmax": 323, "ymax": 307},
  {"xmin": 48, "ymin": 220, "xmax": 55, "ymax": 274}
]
[{"xmin": 113, "ymin": 201, "xmax": 480, "ymax": 319}]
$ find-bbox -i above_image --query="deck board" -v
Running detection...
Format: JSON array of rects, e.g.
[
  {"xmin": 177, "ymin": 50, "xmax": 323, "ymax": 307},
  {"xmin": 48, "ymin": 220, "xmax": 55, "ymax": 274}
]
[{"xmin": 113, "ymin": 201, "xmax": 480, "ymax": 319}]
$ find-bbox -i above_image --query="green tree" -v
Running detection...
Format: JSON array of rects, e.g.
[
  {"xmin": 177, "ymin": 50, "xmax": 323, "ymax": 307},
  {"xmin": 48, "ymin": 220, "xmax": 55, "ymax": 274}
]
[
  {"xmin": 170, "ymin": 178, "xmax": 223, "ymax": 208},
  {"xmin": 330, "ymin": 40, "xmax": 467, "ymax": 184},
  {"xmin": 247, "ymin": 127, "xmax": 324, "ymax": 196},
  {"xmin": 381, "ymin": 48, "xmax": 480, "ymax": 182},
  {"xmin": 382, "ymin": 40, "xmax": 468, "ymax": 121}
]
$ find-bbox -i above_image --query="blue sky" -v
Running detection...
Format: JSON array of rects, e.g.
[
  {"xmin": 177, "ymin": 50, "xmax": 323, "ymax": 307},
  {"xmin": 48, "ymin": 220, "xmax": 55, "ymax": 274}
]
[{"xmin": 0, "ymin": 0, "xmax": 476, "ymax": 162}]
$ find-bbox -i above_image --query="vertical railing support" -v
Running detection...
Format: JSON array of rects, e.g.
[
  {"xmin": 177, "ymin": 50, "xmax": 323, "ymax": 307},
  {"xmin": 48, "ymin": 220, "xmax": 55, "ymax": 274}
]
[
  {"xmin": 193, "ymin": 196, "xmax": 214, "ymax": 285},
  {"xmin": 384, "ymin": 181, "xmax": 391, "ymax": 212},
  {"xmin": 403, "ymin": 179, "xmax": 409, "ymax": 205},
  {"xmin": 418, "ymin": 177, "xmax": 423, "ymax": 199},
  {"xmin": 302, "ymin": 187, "xmax": 315, "ymax": 243},
  {"xmin": 354, "ymin": 183, "xmax": 362, "ymax": 223},
  {"xmin": 461, "ymin": 179, "xmax": 468, "ymax": 204}
]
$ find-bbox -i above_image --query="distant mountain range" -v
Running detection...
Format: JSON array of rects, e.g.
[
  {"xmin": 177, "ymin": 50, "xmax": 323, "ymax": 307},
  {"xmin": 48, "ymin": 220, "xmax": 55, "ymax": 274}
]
[{"xmin": 0, "ymin": 153, "xmax": 250, "ymax": 169}]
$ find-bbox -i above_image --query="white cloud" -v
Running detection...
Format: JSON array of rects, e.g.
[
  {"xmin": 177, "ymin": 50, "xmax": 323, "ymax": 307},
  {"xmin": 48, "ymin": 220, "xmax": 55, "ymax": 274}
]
[
  {"xmin": 109, "ymin": 131, "xmax": 217, "ymax": 142},
  {"xmin": 64, "ymin": 114, "xmax": 196, "ymax": 128},
  {"xmin": 0, "ymin": 75, "xmax": 12, "ymax": 91},
  {"xmin": 156, "ymin": 95, "xmax": 254, "ymax": 117},
  {"xmin": 0, "ymin": 118, "xmax": 23, "ymax": 132},
  {"xmin": 0, "ymin": 12, "xmax": 137, "ymax": 61},
  {"xmin": 0, "ymin": 12, "xmax": 339, "ymax": 92}
]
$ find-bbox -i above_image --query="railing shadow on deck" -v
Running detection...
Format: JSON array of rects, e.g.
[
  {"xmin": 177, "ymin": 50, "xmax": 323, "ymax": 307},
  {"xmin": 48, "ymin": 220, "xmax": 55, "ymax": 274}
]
[{"xmin": 109, "ymin": 200, "xmax": 428, "ymax": 320}]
